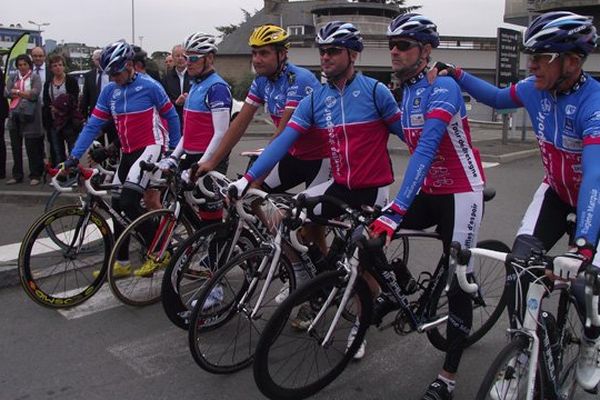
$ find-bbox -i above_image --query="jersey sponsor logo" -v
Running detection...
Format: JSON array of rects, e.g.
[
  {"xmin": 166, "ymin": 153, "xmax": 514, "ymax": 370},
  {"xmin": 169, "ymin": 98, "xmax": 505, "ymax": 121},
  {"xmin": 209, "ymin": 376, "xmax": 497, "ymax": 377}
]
[
  {"xmin": 410, "ymin": 113, "xmax": 424, "ymax": 126},
  {"xmin": 527, "ymin": 298, "xmax": 539, "ymax": 310},
  {"xmin": 412, "ymin": 97, "xmax": 421, "ymax": 108},
  {"xmin": 112, "ymin": 89, "xmax": 122, "ymax": 99},
  {"xmin": 432, "ymin": 87, "xmax": 449, "ymax": 95},
  {"xmin": 416, "ymin": 88, "xmax": 425, "ymax": 96},
  {"xmin": 565, "ymin": 104, "xmax": 577, "ymax": 115},
  {"xmin": 325, "ymin": 96, "xmax": 337, "ymax": 108},
  {"xmin": 591, "ymin": 111, "xmax": 600, "ymax": 121},
  {"xmin": 305, "ymin": 86, "xmax": 313, "ymax": 95},
  {"xmin": 288, "ymin": 90, "xmax": 297, "ymax": 97},
  {"xmin": 210, "ymin": 101, "xmax": 225, "ymax": 108},
  {"xmin": 450, "ymin": 121, "xmax": 479, "ymax": 179},
  {"xmin": 541, "ymin": 98, "xmax": 551, "ymax": 113},
  {"xmin": 135, "ymin": 86, "xmax": 143, "ymax": 92},
  {"xmin": 562, "ymin": 135, "xmax": 582, "ymax": 150},
  {"xmin": 352, "ymin": 90, "xmax": 360, "ymax": 97},
  {"xmin": 536, "ymin": 111, "xmax": 547, "ymax": 137}
]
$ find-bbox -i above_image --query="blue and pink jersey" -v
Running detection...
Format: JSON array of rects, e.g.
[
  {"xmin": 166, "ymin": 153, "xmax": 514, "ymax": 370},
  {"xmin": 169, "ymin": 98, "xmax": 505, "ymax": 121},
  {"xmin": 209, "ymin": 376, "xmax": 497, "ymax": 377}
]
[
  {"xmin": 72, "ymin": 73, "xmax": 181, "ymax": 157},
  {"xmin": 245, "ymin": 63, "xmax": 327, "ymax": 160},
  {"xmin": 182, "ymin": 71, "xmax": 232, "ymax": 152}
]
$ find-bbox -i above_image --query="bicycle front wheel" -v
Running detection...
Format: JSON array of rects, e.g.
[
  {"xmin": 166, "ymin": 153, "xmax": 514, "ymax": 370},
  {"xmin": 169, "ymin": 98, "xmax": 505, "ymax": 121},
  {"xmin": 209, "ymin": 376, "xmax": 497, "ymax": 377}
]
[
  {"xmin": 188, "ymin": 247, "xmax": 295, "ymax": 374},
  {"xmin": 161, "ymin": 222, "xmax": 258, "ymax": 329},
  {"xmin": 108, "ymin": 209, "xmax": 192, "ymax": 306},
  {"xmin": 253, "ymin": 270, "xmax": 372, "ymax": 400},
  {"xmin": 19, "ymin": 205, "xmax": 113, "ymax": 308},
  {"xmin": 476, "ymin": 334, "xmax": 543, "ymax": 400},
  {"xmin": 427, "ymin": 239, "xmax": 511, "ymax": 351}
]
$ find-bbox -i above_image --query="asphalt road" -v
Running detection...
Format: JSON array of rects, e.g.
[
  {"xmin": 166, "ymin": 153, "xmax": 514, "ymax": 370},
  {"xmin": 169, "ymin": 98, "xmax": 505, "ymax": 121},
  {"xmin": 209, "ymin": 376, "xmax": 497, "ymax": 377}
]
[{"xmin": 0, "ymin": 142, "xmax": 594, "ymax": 400}]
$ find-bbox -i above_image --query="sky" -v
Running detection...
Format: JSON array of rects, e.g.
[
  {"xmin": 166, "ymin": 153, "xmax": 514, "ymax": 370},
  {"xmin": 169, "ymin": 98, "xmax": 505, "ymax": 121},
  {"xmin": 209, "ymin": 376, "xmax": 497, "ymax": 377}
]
[{"xmin": 3, "ymin": 0, "xmax": 516, "ymax": 54}]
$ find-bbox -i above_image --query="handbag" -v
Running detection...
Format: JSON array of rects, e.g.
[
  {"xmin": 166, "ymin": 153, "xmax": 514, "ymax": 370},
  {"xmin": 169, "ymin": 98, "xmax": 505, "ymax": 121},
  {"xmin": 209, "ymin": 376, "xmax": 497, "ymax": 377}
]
[{"xmin": 14, "ymin": 98, "xmax": 36, "ymax": 123}]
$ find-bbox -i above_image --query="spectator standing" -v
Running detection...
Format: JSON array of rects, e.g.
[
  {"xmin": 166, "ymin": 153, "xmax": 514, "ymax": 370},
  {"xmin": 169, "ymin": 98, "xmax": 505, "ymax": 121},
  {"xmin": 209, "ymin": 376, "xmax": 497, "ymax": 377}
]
[
  {"xmin": 5, "ymin": 54, "xmax": 45, "ymax": 185},
  {"xmin": 164, "ymin": 54, "xmax": 174, "ymax": 72},
  {"xmin": 43, "ymin": 54, "xmax": 81, "ymax": 164},
  {"xmin": 0, "ymin": 66, "xmax": 8, "ymax": 179},
  {"xmin": 80, "ymin": 49, "xmax": 116, "ymax": 145},
  {"xmin": 162, "ymin": 44, "xmax": 190, "ymax": 125}
]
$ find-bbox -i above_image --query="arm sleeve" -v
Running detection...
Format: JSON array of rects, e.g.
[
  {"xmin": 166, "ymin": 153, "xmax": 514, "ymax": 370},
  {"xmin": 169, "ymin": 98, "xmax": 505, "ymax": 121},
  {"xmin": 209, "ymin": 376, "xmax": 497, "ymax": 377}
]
[
  {"xmin": 70, "ymin": 86, "xmax": 112, "ymax": 159},
  {"xmin": 375, "ymin": 82, "xmax": 403, "ymax": 141},
  {"xmin": 246, "ymin": 127, "xmax": 301, "ymax": 181},
  {"xmin": 199, "ymin": 83, "xmax": 233, "ymax": 163},
  {"xmin": 153, "ymin": 84, "xmax": 181, "ymax": 149},
  {"xmin": 391, "ymin": 118, "xmax": 448, "ymax": 213},
  {"xmin": 576, "ymin": 144, "xmax": 600, "ymax": 245},
  {"xmin": 456, "ymin": 70, "xmax": 522, "ymax": 110}
]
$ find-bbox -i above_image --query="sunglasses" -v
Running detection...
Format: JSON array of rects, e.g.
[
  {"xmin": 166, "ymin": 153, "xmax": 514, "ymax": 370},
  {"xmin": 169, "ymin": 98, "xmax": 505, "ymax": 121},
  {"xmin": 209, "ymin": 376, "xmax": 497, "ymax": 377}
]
[
  {"xmin": 184, "ymin": 53, "xmax": 205, "ymax": 63},
  {"xmin": 388, "ymin": 39, "xmax": 420, "ymax": 51},
  {"xmin": 527, "ymin": 52, "xmax": 560, "ymax": 64},
  {"xmin": 319, "ymin": 47, "xmax": 344, "ymax": 57}
]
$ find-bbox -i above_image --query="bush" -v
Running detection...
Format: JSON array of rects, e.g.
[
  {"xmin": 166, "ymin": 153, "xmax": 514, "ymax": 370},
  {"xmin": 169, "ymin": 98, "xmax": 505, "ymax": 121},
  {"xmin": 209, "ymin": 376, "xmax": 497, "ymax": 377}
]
[{"xmin": 223, "ymin": 72, "xmax": 255, "ymax": 101}]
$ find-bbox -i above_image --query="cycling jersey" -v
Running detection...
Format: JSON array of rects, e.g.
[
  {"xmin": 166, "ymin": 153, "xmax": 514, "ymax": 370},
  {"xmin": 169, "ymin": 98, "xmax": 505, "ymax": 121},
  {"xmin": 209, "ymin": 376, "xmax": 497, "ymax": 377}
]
[
  {"xmin": 391, "ymin": 73, "xmax": 485, "ymax": 216},
  {"xmin": 455, "ymin": 70, "xmax": 600, "ymax": 245},
  {"xmin": 246, "ymin": 62, "xmax": 327, "ymax": 160},
  {"xmin": 181, "ymin": 71, "xmax": 232, "ymax": 154},
  {"xmin": 72, "ymin": 73, "xmax": 181, "ymax": 158},
  {"xmin": 246, "ymin": 73, "xmax": 404, "ymax": 189}
]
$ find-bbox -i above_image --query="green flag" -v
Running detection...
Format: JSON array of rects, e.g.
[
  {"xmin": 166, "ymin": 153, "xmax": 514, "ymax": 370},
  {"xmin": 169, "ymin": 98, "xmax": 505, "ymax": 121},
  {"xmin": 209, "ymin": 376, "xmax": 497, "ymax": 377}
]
[{"xmin": 5, "ymin": 33, "xmax": 30, "ymax": 84}]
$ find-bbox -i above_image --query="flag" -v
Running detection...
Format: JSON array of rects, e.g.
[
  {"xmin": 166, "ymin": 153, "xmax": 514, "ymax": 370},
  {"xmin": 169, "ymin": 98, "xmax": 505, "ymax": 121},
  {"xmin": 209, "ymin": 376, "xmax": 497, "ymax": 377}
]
[{"xmin": 4, "ymin": 33, "xmax": 30, "ymax": 84}]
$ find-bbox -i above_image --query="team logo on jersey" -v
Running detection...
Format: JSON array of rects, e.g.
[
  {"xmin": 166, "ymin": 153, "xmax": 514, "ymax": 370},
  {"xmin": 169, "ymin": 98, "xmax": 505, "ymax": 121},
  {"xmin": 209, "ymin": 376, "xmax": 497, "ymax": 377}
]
[
  {"xmin": 416, "ymin": 88, "xmax": 426, "ymax": 96},
  {"xmin": 135, "ymin": 86, "xmax": 143, "ymax": 92},
  {"xmin": 432, "ymin": 87, "xmax": 449, "ymax": 95},
  {"xmin": 540, "ymin": 98, "xmax": 551, "ymax": 113},
  {"xmin": 412, "ymin": 97, "xmax": 421, "ymax": 108},
  {"xmin": 325, "ymin": 96, "xmax": 337, "ymax": 108},
  {"xmin": 352, "ymin": 90, "xmax": 360, "ymax": 97},
  {"xmin": 112, "ymin": 89, "xmax": 122, "ymax": 99},
  {"xmin": 305, "ymin": 86, "xmax": 313, "ymax": 95},
  {"xmin": 565, "ymin": 104, "xmax": 577, "ymax": 115},
  {"xmin": 591, "ymin": 111, "xmax": 600, "ymax": 121},
  {"xmin": 410, "ymin": 113, "xmax": 424, "ymax": 126}
]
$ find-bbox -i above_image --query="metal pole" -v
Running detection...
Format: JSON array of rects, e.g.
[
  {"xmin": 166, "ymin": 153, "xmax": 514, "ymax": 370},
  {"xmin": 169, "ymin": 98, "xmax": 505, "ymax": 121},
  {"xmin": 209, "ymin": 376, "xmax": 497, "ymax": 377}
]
[{"xmin": 131, "ymin": 0, "xmax": 135, "ymax": 44}]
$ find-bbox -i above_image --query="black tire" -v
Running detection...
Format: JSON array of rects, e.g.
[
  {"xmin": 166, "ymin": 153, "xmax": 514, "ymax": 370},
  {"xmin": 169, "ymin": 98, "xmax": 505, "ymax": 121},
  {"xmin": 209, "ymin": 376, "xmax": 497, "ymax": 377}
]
[
  {"xmin": 253, "ymin": 270, "xmax": 372, "ymax": 400},
  {"xmin": 188, "ymin": 247, "xmax": 295, "ymax": 374},
  {"xmin": 107, "ymin": 209, "xmax": 193, "ymax": 306},
  {"xmin": 554, "ymin": 291, "xmax": 582, "ymax": 399},
  {"xmin": 161, "ymin": 222, "xmax": 257, "ymax": 329},
  {"xmin": 475, "ymin": 335, "xmax": 544, "ymax": 399},
  {"xmin": 426, "ymin": 239, "xmax": 511, "ymax": 351},
  {"xmin": 18, "ymin": 205, "xmax": 113, "ymax": 308}
]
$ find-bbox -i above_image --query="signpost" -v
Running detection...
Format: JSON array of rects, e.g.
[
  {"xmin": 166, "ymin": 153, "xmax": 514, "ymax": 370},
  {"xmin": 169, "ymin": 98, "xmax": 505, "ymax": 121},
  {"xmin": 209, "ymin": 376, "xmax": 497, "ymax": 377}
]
[{"xmin": 496, "ymin": 27, "xmax": 522, "ymax": 144}]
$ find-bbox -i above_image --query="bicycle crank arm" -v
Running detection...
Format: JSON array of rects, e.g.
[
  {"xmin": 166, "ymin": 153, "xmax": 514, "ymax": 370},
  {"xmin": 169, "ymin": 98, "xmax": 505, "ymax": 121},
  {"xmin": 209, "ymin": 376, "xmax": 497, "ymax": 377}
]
[{"xmin": 417, "ymin": 315, "xmax": 448, "ymax": 333}]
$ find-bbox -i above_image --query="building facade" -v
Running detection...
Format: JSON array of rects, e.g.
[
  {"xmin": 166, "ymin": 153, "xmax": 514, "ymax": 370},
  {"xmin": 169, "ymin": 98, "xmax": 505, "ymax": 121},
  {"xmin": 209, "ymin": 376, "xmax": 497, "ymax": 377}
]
[{"xmin": 0, "ymin": 24, "xmax": 42, "ymax": 53}]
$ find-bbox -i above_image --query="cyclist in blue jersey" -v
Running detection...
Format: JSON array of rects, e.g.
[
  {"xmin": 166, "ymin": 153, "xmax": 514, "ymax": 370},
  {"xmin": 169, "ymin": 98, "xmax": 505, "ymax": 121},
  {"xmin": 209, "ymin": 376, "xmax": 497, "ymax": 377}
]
[
  {"xmin": 435, "ymin": 11, "xmax": 600, "ymax": 393},
  {"xmin": 156, "ymin": 32, "xmax": 232, "ymax": 225},
  {"xmin": 61, "ymin": 40, "xmax": 182, "ymax": 278},
  {"xmin": 368, "ymin": 14, "xmax": 486, "ymax": 400},
  {"xmin": 196, "ymin": 24, "xmax": 330, "ymax": 192},
  {"xmin": 229, "ymin": 21, "xmax": 405, "ymax": 359}
]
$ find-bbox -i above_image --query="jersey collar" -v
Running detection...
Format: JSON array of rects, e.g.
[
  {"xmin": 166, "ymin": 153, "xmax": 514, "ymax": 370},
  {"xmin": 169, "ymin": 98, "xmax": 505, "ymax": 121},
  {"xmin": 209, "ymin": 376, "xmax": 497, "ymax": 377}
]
[
  {"xmin": 558, "ymin": 72, "xmax": 587, "ymax": 96},
  {"xmin": 193, "ymin": 69, "xmax": 216, "ymax": 84},
  {"xmin": 404, "ymin": 69, "xmax": 427, "ymax": 87}
]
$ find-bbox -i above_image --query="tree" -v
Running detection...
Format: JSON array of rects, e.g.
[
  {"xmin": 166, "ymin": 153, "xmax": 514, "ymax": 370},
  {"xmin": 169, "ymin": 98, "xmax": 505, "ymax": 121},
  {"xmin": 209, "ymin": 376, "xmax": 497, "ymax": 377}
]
[{"xmin": 215, "ymin": 8, "xmax": 257, "ymax": 38}]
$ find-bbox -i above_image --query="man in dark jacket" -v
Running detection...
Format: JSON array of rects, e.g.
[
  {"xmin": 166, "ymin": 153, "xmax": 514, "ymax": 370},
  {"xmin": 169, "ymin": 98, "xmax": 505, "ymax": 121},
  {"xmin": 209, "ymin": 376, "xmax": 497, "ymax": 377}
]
[
  {"xmin": 161, "ymin": 44, "xmax": 190, "ymax": 125},
  {"xmin": 0, "ymin": 66, "xmax": 8, "ymax": 179},
  {"xmin": 80, "ymin": 49, "xmax": 117, "ymax": 144}
]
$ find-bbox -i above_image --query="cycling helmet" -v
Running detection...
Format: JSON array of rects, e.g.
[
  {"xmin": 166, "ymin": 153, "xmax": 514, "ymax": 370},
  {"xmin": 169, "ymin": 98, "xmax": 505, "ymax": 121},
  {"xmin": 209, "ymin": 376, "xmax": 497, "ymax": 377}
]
[
  {"xmin": 316, "ymin": 21, "xmax": 364, "ymax": 52},
  {"xmin": 183, "ymin": 32, "xmax": 218, "ymax": 54},
  {"xmin": 387, "ymin": 13, "xmax": 440, "ymax": 48},
  {"xmin": 100, "ymin": 40, "xmax": 134, "ymax": 74},
  {"xmin": 524, "ymin": 11, "xmax": 597, "ymax": 55},
  {"xmin": 248, "ymin": 24, "xmax": 290, "ymax": 48}
]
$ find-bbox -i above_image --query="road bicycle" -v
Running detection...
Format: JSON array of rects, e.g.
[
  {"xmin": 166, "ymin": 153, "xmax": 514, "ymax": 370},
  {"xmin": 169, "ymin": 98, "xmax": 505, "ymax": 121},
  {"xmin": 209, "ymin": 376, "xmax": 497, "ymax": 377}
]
[
  {"xmin": 469, "ymin": 243, "xmax": 600, "ymax": 399},
  {"xmin": 252, "ymin": 194, "xmax": 509, "ymax": 400}
]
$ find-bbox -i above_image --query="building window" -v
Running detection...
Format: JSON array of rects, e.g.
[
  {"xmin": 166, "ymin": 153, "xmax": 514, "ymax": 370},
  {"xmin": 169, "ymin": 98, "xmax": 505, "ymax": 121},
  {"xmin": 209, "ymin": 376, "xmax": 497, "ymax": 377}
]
[{"xmin": 287, "ymin": 25, "xmax": 305, "ymax": 36}]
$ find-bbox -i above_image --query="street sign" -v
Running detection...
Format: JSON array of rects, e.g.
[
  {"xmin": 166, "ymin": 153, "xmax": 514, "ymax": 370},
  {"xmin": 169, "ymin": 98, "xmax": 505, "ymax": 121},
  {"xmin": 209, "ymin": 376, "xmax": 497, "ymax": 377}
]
[{"xmin": 496, "ymin": 27, "xmax": 521, "ymax": 115}]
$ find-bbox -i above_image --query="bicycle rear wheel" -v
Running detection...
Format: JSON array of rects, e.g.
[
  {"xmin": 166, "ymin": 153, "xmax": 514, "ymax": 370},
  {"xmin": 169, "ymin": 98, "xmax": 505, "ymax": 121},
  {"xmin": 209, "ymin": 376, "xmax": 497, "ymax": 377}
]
[
  {"xmin": 426, "ymin": 239, "xmax": 511, "ymax": 351},
  {"xmin": 108, "ymin": 209, "xmax": 193, "ymax": 306},
  {"xmin": 476, "ymin": 334, "xmax": 543, "ymax": 400},
  {"xmin": 253, "ymin": 270, "xmax": 372, "ymax": 400},
  {"xmin": 161, "ymin": 222, "xmax": 258, "ymax": 329},
  {"xmin": 188, "ymin": 247, "xmax": 295, "ymax": 374},
  {"xmin": 19, "ymin": 205, "xmax": 113, "ymax": 308}
]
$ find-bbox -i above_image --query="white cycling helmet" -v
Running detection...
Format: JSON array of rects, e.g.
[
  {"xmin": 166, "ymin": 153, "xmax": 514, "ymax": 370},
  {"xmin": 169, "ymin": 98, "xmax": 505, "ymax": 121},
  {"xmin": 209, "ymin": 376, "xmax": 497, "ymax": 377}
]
[{"xmin": 183, "ymin": 32, "xmax": 218, "ymax": 54}]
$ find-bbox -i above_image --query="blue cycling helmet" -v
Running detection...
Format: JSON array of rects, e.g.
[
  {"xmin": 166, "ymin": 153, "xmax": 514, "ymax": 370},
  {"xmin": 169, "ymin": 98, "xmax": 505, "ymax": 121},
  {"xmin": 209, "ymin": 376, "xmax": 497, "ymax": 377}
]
[
  {"xmin": 100, "ymin": 40, "xmax": 134, "ymax": 74},
  {"xmin": 316, "ymin": 21, "xmax": 364, "ymax": 52},
  {"xmin": 387, "ymin": 13, "xmax": 440, "ymax": 48},
  {"xmin": 524, "ymin": 11, "xmax": 597, "ymax": 55}
]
